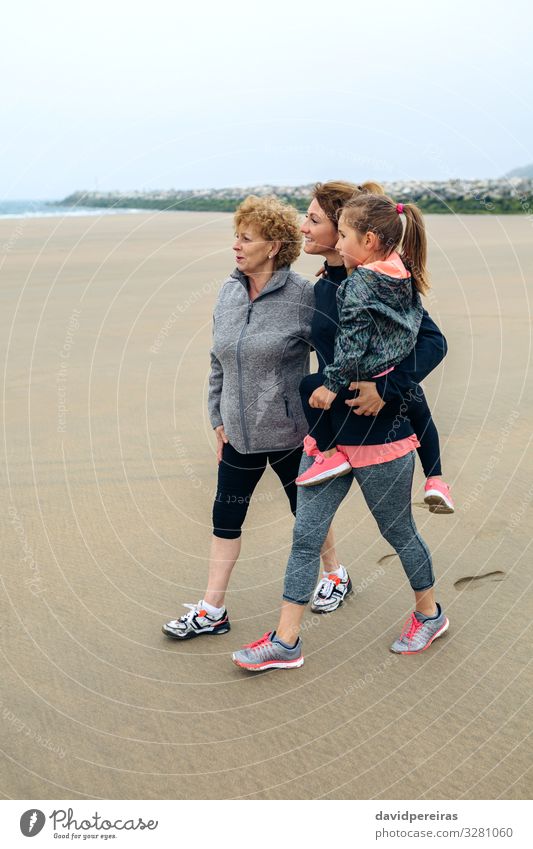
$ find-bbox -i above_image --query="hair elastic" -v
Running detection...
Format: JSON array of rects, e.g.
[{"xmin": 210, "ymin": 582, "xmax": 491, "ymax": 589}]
[{"xmin": 396, "ymin": 203, "xmax": 404, "ymax": 214}]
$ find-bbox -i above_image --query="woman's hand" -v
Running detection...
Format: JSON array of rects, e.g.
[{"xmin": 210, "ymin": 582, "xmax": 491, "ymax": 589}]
[
  {"xmin": 215, "ymin": 425, "xmax": 229, "ymax": 463},
  {"xmin": 309, "ymin": 386, "xmax": 337, "ymax": 410},
  {"xmin": 345, "ymin": 381, "xmax": 386, "ymax": 416}
]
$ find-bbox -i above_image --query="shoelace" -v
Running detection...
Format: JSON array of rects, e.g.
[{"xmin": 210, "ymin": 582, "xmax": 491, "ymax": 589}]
[
  {"xmin": 242, "ymin": 632, "xmax": 272, "ymax": 650},
  {"xmin": 317, "ymin": 573, "xmax": 341, "ymax": 598},
  {"xmin": 179, "ymin": 601, "xmax": 207, "ymax": 624},
  {"xmin": 400, "ymin": 612, "xmax": 423, "ymax": 642}
]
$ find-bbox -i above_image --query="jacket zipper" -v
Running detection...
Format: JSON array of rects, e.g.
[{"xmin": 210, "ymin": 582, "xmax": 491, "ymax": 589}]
[
  {"xmin": 235, "ymin": 278, "xmax": 294, "ymax": 452},
  {"xmin": 236, "ymin": 301, "xmax": 254, "ymax": 451}
]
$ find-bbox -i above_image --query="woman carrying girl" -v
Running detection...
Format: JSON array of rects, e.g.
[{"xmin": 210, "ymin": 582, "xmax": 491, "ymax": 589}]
[
  {"xmin": 302, "ymin": 181, "xmax": 451, "ymax": 615},
  {"xmin": 232, "ymin": 193, "xmax": 450, "ymax": 670},
  {"xmin": 297, "ymin": 198, "xmax": 453, "ymax": 515}
]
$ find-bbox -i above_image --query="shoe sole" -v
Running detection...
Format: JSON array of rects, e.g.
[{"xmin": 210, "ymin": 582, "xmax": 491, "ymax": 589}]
[
  {"xmin": 424, "ymin": 493, "xmax": 454, "ymax": 514},
  {"xmin": 162, "ymin": 622, "xmax": 231, "ymax": 640},
  {"xmin": 311, "ymin": 579, "xmax": 353, "ymax": 614},
  {"xmin": 296, "ymin": 464, "xmax": 352, "ymax": 487},
  {"xmin": 232, "ymin": 656, "xmax": 304, "ymax": 671},
  {"xmin": 390, "ymin": 618, "xmax": 449, "ymax": 654}
]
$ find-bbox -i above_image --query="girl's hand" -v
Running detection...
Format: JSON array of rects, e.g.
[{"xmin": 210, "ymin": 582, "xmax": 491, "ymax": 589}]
[
  {"xmin": 345, "ymin": 381, "xmax": 386, "ymax": 416},
  {"xmin": 309, "ymin": 386, "xmax": 337, "ymax": 410},
  {"xmin": 215, "ymin": 425, "xmax": 229, "ymax": 463}
]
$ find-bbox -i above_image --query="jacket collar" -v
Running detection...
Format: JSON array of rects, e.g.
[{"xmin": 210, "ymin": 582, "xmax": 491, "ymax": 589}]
[
  {"xmin": 230, "ymin": 266, "xmax": 291, "ymax": 298},
  {"xmin": 323, "ymin": 260, "xmax": 347, "ymax": 285}
]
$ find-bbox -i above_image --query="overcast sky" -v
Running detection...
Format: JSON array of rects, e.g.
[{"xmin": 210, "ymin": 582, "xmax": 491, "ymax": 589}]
[{"xmin": 2, "ymin": 0, "xmax": 532, "ymax": 198}]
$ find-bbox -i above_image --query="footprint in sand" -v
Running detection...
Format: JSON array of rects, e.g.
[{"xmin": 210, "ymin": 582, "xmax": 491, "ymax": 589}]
[
  {"xmin": 454, "ymin": 571, "xmax": 505, "ymax": 591},
  {"xmin": 377, "ymin": 554, "xmax": 398, "ymax": 565}
]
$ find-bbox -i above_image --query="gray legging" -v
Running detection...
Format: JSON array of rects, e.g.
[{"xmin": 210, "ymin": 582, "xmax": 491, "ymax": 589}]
[{"xmin": 283, "ymin": 450, "xmax": 434, "ymax": 604}]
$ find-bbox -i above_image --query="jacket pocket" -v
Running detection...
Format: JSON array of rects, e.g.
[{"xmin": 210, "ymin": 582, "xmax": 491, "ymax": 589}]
[{"xmin": 283, "ymin": 394, "xmax": 298, "ymax": 433}]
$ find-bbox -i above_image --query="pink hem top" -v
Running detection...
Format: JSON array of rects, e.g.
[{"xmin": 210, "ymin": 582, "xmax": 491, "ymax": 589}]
[
  {"xmin": 337, "ymin": 434, "xmax": 420, "ymax": 468},
  {"xmin": 304, "ymin": 433, "xmax": 420, "ymax": 469}
]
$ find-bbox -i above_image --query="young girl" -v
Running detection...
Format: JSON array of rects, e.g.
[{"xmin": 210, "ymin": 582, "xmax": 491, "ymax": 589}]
[{"xmin": 295, "ymin": 193, "xmax": 453, "ymax": 514}]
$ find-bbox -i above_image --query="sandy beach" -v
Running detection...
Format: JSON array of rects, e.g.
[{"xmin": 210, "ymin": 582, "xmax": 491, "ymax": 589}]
[{"xmin": 1, "ymin": 210, "xmax": 532, "ymax": 800}]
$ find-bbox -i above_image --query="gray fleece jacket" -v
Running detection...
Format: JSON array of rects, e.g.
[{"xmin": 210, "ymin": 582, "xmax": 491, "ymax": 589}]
[{"xmin": 208, "ymin": 266, "xmax": 314, "ymax": 453}]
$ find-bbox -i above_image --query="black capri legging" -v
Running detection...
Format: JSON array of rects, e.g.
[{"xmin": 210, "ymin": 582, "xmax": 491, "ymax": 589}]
[{"xmin": 212, "ymin": 442, "xmax": 303, "ymax": 539}]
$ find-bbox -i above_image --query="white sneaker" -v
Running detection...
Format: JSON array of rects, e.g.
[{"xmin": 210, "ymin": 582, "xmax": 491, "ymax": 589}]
[
  {"xmin": 311, "ymin": 569, "xmax": 352, "ymax": 614},
  {"xmin": 162, "ymin": 601, "xmax": 231, "ymax": 640}
]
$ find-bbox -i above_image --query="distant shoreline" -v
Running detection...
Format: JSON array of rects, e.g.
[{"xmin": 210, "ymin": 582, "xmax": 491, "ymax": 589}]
[
  {"xmin": 57, "ymin": 197, "xmax": 531, "ymax": 215},
  {"xmin": 57, "ymin": 180, "xmax": 533, "ymax": 216}
]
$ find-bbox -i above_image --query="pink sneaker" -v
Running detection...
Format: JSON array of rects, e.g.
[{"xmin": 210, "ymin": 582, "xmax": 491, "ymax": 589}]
[
  {"xmin": 296, "ymin": 450, "xmax": 352, "ymax": 487},
  {"xmin": 424, "ymin": 477, "xmax": 454, "ymax": 514}
]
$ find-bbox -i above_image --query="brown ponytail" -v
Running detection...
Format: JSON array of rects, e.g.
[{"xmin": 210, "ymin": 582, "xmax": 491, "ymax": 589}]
[
  {"xmin": 313, "ymin": 179, "xmax": 385, "ymax": 225},
  {"xmin": 401, "ymin": 203, "xmax": 429, "ymax": 295},
  {"xmin": 340, "ymin": 194, "xmax": 430, "ymax": 295},
  {"xmin": 359, "ymin": 181, "xmax": 386, "ymax": 196}
]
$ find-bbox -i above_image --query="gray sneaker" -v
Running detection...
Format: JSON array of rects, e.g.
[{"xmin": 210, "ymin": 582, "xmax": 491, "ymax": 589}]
[
  {"xmin": 390, "ymin": 603, "xmax": 449, "ymax": 654},
  {"xmin": 232, "ymin": 631, "xmax": 304, "ymax": 672}
]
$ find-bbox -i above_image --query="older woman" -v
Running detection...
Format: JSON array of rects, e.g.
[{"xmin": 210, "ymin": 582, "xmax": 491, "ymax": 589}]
[{"xmin": 162, "ymin": 195, "xmax": 341, "ymax": 639}]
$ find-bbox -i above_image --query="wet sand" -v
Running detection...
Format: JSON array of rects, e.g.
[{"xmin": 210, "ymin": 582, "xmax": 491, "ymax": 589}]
[{"xmin": 1, "ymin": 211, "xmax": 532, "ymax": 799}]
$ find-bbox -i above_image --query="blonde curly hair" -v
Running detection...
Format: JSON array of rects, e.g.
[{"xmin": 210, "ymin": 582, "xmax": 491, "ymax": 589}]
[{"xmin": 234, "ymin": 195, "xmax": 302, "ymax": 269}]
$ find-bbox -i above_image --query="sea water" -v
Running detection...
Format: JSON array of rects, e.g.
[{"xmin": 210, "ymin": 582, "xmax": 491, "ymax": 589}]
[{"xmin": 0, "ymin": 199, "xmax": 145, "ymax": 219}]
